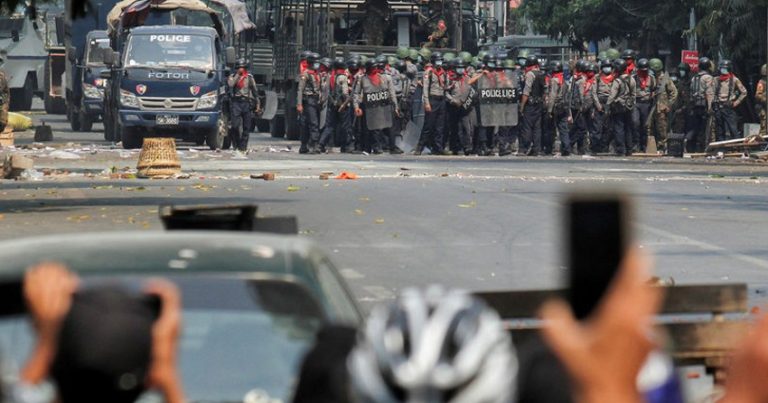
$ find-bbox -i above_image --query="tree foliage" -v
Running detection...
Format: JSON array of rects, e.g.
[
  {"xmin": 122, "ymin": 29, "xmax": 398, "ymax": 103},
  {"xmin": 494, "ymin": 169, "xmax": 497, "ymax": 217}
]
[{"xmin": 522, "ymin": 0, "xmax": 767, "ymax": 72}]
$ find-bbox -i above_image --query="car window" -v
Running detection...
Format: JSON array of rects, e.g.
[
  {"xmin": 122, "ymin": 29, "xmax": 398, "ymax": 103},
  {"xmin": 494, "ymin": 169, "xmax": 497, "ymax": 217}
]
[
  {"xmin": 0, "ymin": 277, "xmax": 323, "ymax": 403},
  {"xmin": 313, "ymin": 257, "xmax": 362, "ymax": 325}
]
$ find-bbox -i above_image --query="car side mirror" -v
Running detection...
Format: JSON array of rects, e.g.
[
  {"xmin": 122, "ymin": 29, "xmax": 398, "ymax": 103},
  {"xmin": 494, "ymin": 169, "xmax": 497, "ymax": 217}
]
[
  {"xmin": 99, "ymin": 70, "xmax": 112, "ymax": 80},
  {"xmin": 67, "ymin": 46, "xmax": 76, "ymax": 62},
  {"xmin": 225, "ymin": 46, "xmax": 236, "ymax": 66}
]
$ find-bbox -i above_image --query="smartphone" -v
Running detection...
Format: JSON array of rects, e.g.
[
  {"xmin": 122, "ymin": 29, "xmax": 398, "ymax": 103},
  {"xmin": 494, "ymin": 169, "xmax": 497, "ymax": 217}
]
[{"xmin": 566, "ymin": 193, "xmax": 630, "ymax": 320}]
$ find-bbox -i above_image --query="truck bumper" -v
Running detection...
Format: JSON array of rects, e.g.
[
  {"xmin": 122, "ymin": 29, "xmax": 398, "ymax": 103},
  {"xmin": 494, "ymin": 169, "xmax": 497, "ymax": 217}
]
[
  {"xmin": 119, "ymin": 110, "xmax": 219, "ymax": 130},
  {"xmin": 83, "ymin": 99, "xmax": 104, "ymax": 116}
]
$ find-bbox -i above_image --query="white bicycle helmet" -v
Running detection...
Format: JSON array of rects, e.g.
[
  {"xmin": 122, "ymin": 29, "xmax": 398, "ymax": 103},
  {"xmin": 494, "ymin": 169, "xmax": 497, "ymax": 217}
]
[{"xmin": 348, "ymin": 286, "xmax": 517, "ymax": 403}]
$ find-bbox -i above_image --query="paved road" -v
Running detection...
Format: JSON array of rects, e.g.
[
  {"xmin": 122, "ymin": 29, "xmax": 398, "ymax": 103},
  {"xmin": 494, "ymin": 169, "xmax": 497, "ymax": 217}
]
[{"xmin": 3, "ymin": 104, "xmax": 768, "ymax": 309}]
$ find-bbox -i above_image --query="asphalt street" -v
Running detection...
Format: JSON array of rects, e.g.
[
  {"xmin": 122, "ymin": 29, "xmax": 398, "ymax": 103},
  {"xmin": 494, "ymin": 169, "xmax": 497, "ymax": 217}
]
[{"xmin": 2, "ymin": 102, "xmax": 768, "ymax": 309}]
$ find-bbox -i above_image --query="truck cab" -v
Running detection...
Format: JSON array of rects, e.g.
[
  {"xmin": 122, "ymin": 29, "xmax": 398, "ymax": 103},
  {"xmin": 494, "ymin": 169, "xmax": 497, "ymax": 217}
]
[
  {"xmin": 77, "ymin": 30, "xmax": 110, "ymax": 132},
  {"xmin": 103, "ymin": 25, "xmax": 233, "ymax": 149}
]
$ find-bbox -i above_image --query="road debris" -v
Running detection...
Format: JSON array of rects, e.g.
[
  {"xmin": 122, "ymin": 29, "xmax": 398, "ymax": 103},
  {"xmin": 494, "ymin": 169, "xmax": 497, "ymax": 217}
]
[
  {"xmin": 286, "ymin": 185, "xmax": 301, "ymax": 192},
  {"xmin": 336, "ymin": 172, "xmax": 358, "ymax": 180},
  {"xmin": 48, "ymin": 150, "xmax": 81, "ymax": 160},
  {"xmin": 2, "ymin": 154, "xmax": 34, "ymax": 179},
  {"xmin": 251, "ymin": 172, "xmax": 275, "ymax": 180}
]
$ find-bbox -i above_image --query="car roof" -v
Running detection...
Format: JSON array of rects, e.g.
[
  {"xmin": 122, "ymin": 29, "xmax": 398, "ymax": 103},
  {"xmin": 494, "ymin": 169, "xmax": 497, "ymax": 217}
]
[
  {"xmin": 0, "ymin": 231, "xmax": 320, "ymax": 279},
  {"xmin": 129, "ymin": 25, "xmax": 218, "ymax": 37},
  {"xmin": 87, "ymin": 30, "xmax": 108, "ymax": 39}
]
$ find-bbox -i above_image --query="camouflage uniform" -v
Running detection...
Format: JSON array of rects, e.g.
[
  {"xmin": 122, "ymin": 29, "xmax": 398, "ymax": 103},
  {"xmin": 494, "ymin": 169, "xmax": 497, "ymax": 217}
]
[
  {"xmin": 756, "ymin": 69, "xmax": 767, "ymax": 136},
  {"xmin": 0, "ymin": 70, "xmax": 9, "ymax": 131},
  {"xmin": 652, "ymin": 72, "xmax": 678, "ymax": 148}
]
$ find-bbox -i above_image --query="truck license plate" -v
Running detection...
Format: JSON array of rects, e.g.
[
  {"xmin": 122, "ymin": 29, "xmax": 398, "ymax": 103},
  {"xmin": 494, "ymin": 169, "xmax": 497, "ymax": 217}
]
[{"xmin": 157, "ymin": 115, "xmax": 179, "ymax": 125}]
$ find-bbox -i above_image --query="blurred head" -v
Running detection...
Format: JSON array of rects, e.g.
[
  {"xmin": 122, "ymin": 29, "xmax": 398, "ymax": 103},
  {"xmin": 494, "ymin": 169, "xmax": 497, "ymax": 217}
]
[
  {"xmin": 52, "ymin": 287, "xmax": 158, "ymax": 403},
  {"xmin": 431, "ymin": 51, "xmax": 444, "ymax": 68},
  {"xmin": 718, "ymin": 60, "xmax": 733, "ymax": 75},
  {"xmin": 348, "ymin": 286, "xmax": 518, "ymax": 403},
  {"xmin": 307, "ymin": 52, "xmax": 321, "ymax": 71},
  {"xmin": 437, "ymin": 19, "xmax": 446, "ymax": 31},
  {"xmin": 601, "ymin": 58, "xmax": 614, "ymax": 75},
  {"xmin": 677, "ymin": 62, "xmax": 690, "ymax": 78},
  {"xmin": 613, "ymin": 59, "xmax": 627, "ymax": 76},
  {"xmin": 698, "ymin": 57, "xmax": 711, "ymax": 73}
]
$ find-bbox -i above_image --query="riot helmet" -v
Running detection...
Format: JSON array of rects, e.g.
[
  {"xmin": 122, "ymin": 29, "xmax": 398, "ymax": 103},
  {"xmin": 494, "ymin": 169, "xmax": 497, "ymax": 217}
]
[
  {"xmin": 621, "ymin": 49, "xmax": 636, "ymax": 61},
  {"xmin": 698, "ymin": 57, "xmax": 711, "ymax": 72},
  {"xmin": 612, "ymin": 59, "xmax": 627, "ymax": 75},
  {"xmin": 333, "ymin": 57, "xmax": 346, "ymax": 70},
  {"xmin": 482, "ymin": 53, "xmax": 497, "ymax": 69},
  {"xmin": 395, "ymin": 60, "xmax": 407, "ymax": 73},
  {"xmin": 636, "ymin": 58, "xmax": 650, "ymax": 71},
  {"xmin": 718, "ymin": 60, "xmax": 733, "ymax": 75},
  {"xmin": 549, "ymin": 60, "xmax": 563, "ymax": 73},
  {"xmin": 431, "ymin": 51, "xmax": 444, "ymax": 67},
  {"xmin": 525, "ymin": 54, "xmax": 539, "ymax": 68},
  {"xmin": 235, "ymin": 58, "xmax": 248, "ymax": 69},
  {"xmin": 601, "ymin": 58, "xmax": 613, "ymax": 75}
]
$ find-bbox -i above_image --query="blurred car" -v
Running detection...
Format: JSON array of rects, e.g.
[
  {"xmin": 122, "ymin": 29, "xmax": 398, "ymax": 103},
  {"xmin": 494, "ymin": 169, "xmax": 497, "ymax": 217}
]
[{"xmin": 0, "ymin": 231, "xmax": 362, "ymax": 403}]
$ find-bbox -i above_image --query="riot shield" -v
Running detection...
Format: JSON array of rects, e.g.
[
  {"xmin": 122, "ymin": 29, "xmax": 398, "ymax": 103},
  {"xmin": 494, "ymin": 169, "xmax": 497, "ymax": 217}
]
[
  {"xmin": 363, "ymin": 84, "xmax": 394, "ymax": 131},
  {"xmin": 502, "ymin": 70, "xmax": 520, "ymax": 127},
  {"xmin": 477, "ymin": 73, "xmax": 507, "ymax": 127}
]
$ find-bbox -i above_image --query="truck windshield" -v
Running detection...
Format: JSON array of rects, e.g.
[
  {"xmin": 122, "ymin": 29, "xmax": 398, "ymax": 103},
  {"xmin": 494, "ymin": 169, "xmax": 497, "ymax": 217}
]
[
  {"xmin": 86, "ymin": 38, "xmax": 111, "ymax": 65},
  {"xmin": 125, "ymin": 34, "xmax": 213, "ymax": 70}
]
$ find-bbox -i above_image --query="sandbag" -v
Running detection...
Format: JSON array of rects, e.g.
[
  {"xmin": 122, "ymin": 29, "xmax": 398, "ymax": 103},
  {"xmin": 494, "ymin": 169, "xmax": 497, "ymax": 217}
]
[{"xmin": 8, "ymin": 112, "xmax": 32, "ymax": 131}]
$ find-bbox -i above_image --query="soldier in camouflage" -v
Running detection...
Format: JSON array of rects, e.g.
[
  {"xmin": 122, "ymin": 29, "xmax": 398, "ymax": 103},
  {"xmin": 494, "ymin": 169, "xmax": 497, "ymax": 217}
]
[
  {"xmin": 649, "ymin": 58, "xmax": 678, "ymax": 151},
  {"xmin": 0, "ymin": 65, "xmax": 9, "ymax": 132},
  {"xmin": 756, "ymin": 64, "xmax": 767, "ymax": 137}
]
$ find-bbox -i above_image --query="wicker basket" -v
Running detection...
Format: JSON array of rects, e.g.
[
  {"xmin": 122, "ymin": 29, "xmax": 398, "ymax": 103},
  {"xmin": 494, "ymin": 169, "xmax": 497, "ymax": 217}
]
[{"xmin": 137, "ymin": 138, "xmax": 181, "ymax": 178}]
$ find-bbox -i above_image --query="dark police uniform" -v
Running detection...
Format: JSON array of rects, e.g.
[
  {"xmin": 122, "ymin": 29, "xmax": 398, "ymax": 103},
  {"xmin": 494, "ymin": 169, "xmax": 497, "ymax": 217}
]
[
  {"xmin": 713, "ymin": 74, "xmax": 747, "ymax": 142},
  {"xmin": 417, "ymin": 64, "xmax": 448, "ymax": 154},
  {"xmin": 607, "ymin": 71, "xmax": 637, "ymax": 156},
  {"xmin": 227, "ymin": 71, "xmax": 260, "ymax": 151},
  {"xmin": 297, "ymin": 67, "xmax": 323, "ymax": 153},
  {"xmin": 521, "ymin": 67, "xmax": 546, "ymax": 155},
  {"xmin": 320, "ymin": 70, "xmax": 351, "ymax": 152}
]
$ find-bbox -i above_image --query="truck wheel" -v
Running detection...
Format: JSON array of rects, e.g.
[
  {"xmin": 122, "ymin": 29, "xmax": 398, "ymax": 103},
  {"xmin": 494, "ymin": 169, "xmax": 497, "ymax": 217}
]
[
  {"xmin": 270, "ymin": 116, "xmax": 285, "ymax": 138},
  {"xmin": 79, "ymin": 110, "xmax": 93, "ymax": 132},
  {"xmin": 69, "ymin": 107, "xmax": 82, "ymax": 131},
  {"xmin": 207, "ymin": 115, "xmax": 227, "ymax": 150},
  {"xmin": 43, "ymin": 63, "xmax": 66, "ymax": 114},
  {"xmin": 121, "ymin": 126, "xmax": 143, "ymax": 149}
]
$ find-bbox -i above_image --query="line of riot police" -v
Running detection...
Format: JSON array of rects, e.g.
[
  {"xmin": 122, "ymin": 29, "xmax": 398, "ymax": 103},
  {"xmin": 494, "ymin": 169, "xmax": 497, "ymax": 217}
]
[{"xmin": 293, "ymin": 46, "xmax": 756, "ymax": 156}]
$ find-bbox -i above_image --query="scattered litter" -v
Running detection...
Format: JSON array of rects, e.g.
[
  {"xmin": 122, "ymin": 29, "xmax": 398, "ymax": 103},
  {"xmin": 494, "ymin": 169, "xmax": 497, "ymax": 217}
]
[
  {"xmin": 336, "ymin": 172, "xmax": 358, "ymax": 180},
  {"xmin": 458, "ymin": 201, "xmax": 477, "ymax": 208},
  {"xmin": 18, "ymin": 169, "xmax": 44, "ymax": 181},
  {"xmin": 251, "ymin": 173, "xmax": 275, "ymax": 181},
  {"xmin": 354, "ymin": 209, "xmax": 364, "ymax": 216},
  {"xmin": 286, "ymin": 185, "xmax": 301, "ymax": 192},
  {"xmin": 319, "ymin": 173, "xmax": 330, "ymax": 180},
  {"xmin": 441, "ymin": 173, "xmax": 449, "ymax": 177},
  {"xmin": 48, "ymin": 150, "xmax": 81, "ymax": 160},
  {"xmin": 374, "ymin": 218, "xmax": 385, "ymax": 224}
]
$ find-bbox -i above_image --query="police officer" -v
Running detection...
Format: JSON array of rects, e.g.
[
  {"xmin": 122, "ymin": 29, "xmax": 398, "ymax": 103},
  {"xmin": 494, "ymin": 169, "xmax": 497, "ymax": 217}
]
[
  {"xmin": 0, "ymin": 63, "xmax": 9, "ymax": 132},
  {"xmin": 632, "ymin": 58, "xmax": 656, "ymax": 152},
  {"xmin": 568, "ymin": 60, "xmax": 589, "ymax": 154},
  {"xmin": 546, "ymin": 60, "xmax": 571, "ymax": 156},
  {"xmin": 227, "ymin": 58, "xmax": 260, "ymax": 151},
  {"xmin": 687, "ymin": 57, "xmax": 715, "ymax": 152},
  {"xmin": 344, "ymin": 57, "xmax": 364, "ymax": 153},
  {"xmin": 606, "ymin": 58, "xmax": 636, "ymax": 156},
  {"xmin": 354, "ymin": 58, "xmax": 399, "ymax": 154},
  {"xmin": 713, "ymin": 60, "xmax": 747, "ymax": 142},
  {"xmin": 621, "ymin": 49, "xmax": 637, "ymax": 75},
  {"xmin": 297, "ymin": 52, "xmax": 323, "ymax": 154},
  {"xmin": 756, "ymin": 64, "xmax": 767, "ymax": 137},
  {"xmin": 649, "ymin": 58, "xmax": 678, "ymax": 151},
  {"xmin": 591, "ymin": 58, "xmax": 615, "ymax": 153},
  {"xmin": 520, "ymin": 55, "xmax": 546, "ymax": 156},
  {"xmin": 319, "ymin": 57, "xmax": 350, "ymax": 153},
  {"xmin": 582, "ymin": 62, "xmax": 599, "ymax": 154},
  {"xmin": 445, "ymin": 58, "xmax": 475, "ymax": 155},
  {"xmin": 672, "ymin": 63, "xmax": 692, "ymax": 146},
  {"xmin": 415, "ymin": 52, "xmax": 448, "ymax": 155}
]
